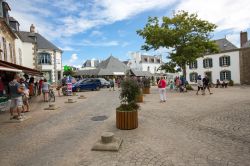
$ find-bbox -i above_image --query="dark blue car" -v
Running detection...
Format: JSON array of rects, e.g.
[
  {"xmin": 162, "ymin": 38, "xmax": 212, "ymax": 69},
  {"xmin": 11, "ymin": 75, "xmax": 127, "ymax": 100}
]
[{"xmin": 72, "ymin": 78, "xmax": 101, "ymax": 92}]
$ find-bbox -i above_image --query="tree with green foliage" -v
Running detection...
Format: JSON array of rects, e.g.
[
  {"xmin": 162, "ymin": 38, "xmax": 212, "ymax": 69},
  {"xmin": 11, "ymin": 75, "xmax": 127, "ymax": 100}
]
[{"xmin": 137, "ymin": 11, "xmax": 218, "ymax": 78}]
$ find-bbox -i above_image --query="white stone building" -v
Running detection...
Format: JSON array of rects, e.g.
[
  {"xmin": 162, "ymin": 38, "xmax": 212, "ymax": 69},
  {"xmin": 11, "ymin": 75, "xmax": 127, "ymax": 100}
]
[
  {"xmin": 186, "ymin": 35, "xmax": 250, "ymax": 85},
  {"xmin": 127, "ymin": 52, "xmax": 164, "ymax": 74},
  {"xmin": 15, "ymin": 25, "xmax": 63, "ymax": 83}
]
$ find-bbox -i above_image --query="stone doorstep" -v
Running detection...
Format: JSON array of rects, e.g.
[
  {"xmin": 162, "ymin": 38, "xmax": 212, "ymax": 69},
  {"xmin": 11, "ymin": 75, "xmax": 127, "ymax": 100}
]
[
  {"xmin": 78, "ymin": 96, "xmax": 86, "ymax": 99},
  {"xmin": 44, "ymin": 106, "xmax": 60, "ymax": 110},
  {"xmin": 91, "ymin": 137, "xmax": 123, "ymax": 152},
  {"xmin": 64, "ymin": 101, "xmax": 77, "ymax": 103},
  {"xmin": 7, "ymin": 115, "xmax": 31, "ymax": 123}
]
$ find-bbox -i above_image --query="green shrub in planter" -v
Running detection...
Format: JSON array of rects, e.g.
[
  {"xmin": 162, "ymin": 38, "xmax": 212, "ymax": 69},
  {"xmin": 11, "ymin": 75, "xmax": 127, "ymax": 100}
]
[
  {"xmin": 142, "ymin": 77, "xmax": 151, "ymax": 88},
  {"xmin": 118, "ymin": 77, "xmax": 141, "ymax": 111},
  {"xmin": 228, "ymin": 80, "xmax": 234, "ymax": 86},
  {"xmin": 186, "ymin": 84, "xmax": 194, "ymax": 90}
]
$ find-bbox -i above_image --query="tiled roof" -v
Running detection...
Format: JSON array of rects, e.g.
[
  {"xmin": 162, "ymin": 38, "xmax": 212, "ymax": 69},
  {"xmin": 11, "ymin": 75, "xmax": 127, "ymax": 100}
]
[
  {"xmin": 215, "ymin": 38, "xmax": 238, "ymax": 52},
  {"xmin": 130, "ymin": 69, "xmax": 153, "ymax": 77},
  {"xmin": 17, "ymin": 31, "xmax": 61, "ymax": 51}
]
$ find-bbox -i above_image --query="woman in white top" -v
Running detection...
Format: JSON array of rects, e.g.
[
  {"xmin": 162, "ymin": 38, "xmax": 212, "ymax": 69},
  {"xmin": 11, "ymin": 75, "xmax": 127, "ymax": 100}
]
[
  {"xmin": 42, "ymin": 79, "xmax": 50, "ymax": 102},
  {"xmin": 196, "ymin": 75, "xmax": 204, "ymax": 95}
]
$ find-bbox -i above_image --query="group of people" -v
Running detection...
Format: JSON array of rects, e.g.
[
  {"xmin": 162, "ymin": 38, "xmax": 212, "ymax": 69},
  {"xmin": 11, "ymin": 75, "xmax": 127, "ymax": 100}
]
[
  {"xmin": 8, "ymin": 74, "xmax": 52, "ymax": 120},
  {"xmin": 196, "ymin": 75, "xmax": 213, "ymax": 95}
]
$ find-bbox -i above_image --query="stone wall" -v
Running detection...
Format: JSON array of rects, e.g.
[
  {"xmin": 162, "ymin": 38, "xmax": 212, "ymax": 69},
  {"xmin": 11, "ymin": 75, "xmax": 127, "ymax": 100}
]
[{"xmin": 240, "ymin": 48, "xmax": 250, "ymax": 84}]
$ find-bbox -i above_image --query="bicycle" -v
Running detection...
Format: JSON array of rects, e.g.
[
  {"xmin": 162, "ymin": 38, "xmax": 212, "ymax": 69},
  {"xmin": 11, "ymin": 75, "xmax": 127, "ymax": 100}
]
[{"xmin": 48, "ymin": 89, "xmax": 55, "ymax": 102}]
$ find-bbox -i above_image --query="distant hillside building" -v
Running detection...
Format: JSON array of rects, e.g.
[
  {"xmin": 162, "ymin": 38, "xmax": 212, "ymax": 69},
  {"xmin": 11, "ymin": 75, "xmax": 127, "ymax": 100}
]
[
  {"xmin": 127, "ymin": 52, "xmax": 165, "ymax": 74},
  {"xmin": 186, "ymin": 32, "xmax": 250, "ymax": 85},
  {"xmin": 81, "ymin": 59, "xmax": 100, "ymax": 70}
]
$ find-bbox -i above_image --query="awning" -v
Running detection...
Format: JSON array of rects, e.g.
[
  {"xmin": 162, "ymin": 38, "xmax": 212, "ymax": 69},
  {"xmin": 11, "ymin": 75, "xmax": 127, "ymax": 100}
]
[
  {"xmin": 0, "ymin": 60, "xmax": 42, "ymax": 76},
  {"xmin": 113, "ymin": 72, "xmax": 125, "ymax": 75},
  {"xmin": 0, "ymin": 66, "xmax": 22, "ymax": 72}
]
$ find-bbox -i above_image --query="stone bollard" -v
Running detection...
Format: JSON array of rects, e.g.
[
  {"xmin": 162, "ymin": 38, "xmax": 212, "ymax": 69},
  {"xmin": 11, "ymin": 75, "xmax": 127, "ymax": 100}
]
[
  {"xmin": 78, "ymin": 95, "xmax": 86, "ymax": 99},
  {"xmin": 49, "ymin": 104, "xmax": 55, "ymax": 109},
  {"xmin": 101, "ymin": 132, "xmax": 114, "ymax": 144},
  {"xmin": 68, "ymin": 98, "xmax": 73, "ymax": 103},
  {"xmin": 91, "ymin": 132, "xmax": 123, "ymax": 151}
]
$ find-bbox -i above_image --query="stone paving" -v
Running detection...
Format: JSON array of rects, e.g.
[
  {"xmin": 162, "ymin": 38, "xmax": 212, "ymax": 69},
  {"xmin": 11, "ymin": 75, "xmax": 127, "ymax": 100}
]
[{"xmin": 0, "ymin": 86, "xmax": 250, "ymax": 166}]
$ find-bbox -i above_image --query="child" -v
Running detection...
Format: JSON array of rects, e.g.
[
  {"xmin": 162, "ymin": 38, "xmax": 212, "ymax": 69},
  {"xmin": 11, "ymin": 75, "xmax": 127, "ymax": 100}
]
[{"xmin": 169, "ymin": 80, "xmax": 174, "ymax": 91}]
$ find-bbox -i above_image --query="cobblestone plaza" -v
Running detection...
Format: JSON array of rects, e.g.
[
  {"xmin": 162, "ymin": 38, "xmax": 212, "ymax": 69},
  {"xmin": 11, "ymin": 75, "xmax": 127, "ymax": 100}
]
[{"xmin": 0, "ymin": 86, "xmax": 250, "ymax": 166}]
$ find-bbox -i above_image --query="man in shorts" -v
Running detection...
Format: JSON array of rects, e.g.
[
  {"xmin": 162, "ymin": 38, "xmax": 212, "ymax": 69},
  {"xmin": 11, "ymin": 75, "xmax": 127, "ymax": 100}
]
[{"xmin": 9, "ymin": 74, "xmax": 24, "ymax": 120}]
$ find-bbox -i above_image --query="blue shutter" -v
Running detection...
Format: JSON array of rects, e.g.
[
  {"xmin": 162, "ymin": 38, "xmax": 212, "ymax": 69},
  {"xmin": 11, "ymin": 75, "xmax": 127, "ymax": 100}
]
[
  {"xmin": 228, "ymin": 71, "xmax": 231, "ymax": 80},
  {"xmin": 219, "ymin": 57, "xmax": 222, "ymax": 67},
  {"xmin": 228, "ymin": 56, "xmax": 230, "ymax": 66},
  {"xmin": 195, "ymin": 61, "xmax": 198, "ymax": 68},
  {"xmin": 220, "ymin": 71, "xmax": 223, "ymax": 81},
  {"xmin": 189, "ymin": 63, "xmax": 191, "ymax": 69},
  {"xmin": 203, "ymin": 60, "xmax": 205, "ymax": 68},
  {"xmin": 209, "ymin": 59, "xmax": 213, "ymax": 67},
  {"xmin": 189, "ymin": 73, "xmax": 192, "ymax": 82}
]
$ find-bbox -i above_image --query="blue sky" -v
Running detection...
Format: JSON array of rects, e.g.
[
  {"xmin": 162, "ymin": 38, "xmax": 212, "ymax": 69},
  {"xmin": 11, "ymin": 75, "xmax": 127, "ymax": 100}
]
[{"xmin": 8, "ymin": 0, "xmax": 250, "ymax": 68}]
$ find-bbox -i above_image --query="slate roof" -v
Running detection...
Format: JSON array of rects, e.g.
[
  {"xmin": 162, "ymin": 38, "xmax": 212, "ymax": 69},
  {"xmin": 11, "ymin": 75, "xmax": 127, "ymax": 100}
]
[
  {"xmin": 17, "ymin": 31, "xmax": 61, "ymax": 51},
  {"xmin": 77, "ymin": 56, "xmax": 128, "ymax": 76},
  {"xmin": 130, "ymin": 69, "xmax": 153, "ymax": 77},
  {"xmin": 97, "ymin": 56, "xmax": 128, "ymax": 72},
  {"xmin": 215, "ymin": 38, "xmax": 238, "ymax": 52}
]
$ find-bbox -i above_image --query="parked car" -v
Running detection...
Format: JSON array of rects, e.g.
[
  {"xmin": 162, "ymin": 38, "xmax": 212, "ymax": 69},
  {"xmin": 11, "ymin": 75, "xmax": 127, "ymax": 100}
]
[
  {"xmin": 72, "ymin": 78, "xmax": 101, "ymax": 92},
  {"xmin": 94, "ymin": 78, "xmax": 110, "ymax": 88}
]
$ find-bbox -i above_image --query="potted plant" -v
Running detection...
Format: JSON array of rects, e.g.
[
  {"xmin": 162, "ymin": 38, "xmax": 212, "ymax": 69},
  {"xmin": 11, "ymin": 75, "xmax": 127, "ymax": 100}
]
[
  {"xmin": 142, "ymin": 77, "xmax": 151, "ymax": 94},
  {"xmin": 116, "ymin": 77, "xmax": 140, "ymax": 130}
]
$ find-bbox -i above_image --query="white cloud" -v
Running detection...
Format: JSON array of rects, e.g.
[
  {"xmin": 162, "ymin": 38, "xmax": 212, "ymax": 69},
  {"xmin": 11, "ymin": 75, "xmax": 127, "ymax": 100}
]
[
  {"xmin": 60, "ymin": 46, "xmax": 74, "ymax": 51},
  {"xmin": 176, "ymin": 0, "xmax": 250, "ymax": 32},
  {"xmin": 79, "ymin": 40, "xmax": 119, "ymax": 47},
  {"xmin": 90, "ymin": 30, "xmax": 103, "ymax": 37},
  {"xmin": 69, "ymin": 53, "xmax": 78, "ymax": 63}
]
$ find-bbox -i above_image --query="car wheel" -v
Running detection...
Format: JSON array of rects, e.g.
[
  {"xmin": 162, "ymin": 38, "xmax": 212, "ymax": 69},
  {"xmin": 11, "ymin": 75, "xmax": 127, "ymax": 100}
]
[{"xmin": 96, "ymin": 86, "xmax": 100, "ymax": 91}]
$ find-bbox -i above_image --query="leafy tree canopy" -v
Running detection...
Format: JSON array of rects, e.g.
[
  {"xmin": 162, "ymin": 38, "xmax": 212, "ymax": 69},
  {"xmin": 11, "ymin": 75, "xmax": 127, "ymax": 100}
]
[{"xmin": 137, "ymin": 11, "xmax": 218, "ymax": 76}]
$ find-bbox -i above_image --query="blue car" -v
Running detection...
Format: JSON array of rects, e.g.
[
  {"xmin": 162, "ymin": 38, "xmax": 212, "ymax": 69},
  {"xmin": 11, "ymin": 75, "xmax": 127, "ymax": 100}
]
[{"xmin": 72, "ymin": 78, "xmax": 101, "ymax": 92}]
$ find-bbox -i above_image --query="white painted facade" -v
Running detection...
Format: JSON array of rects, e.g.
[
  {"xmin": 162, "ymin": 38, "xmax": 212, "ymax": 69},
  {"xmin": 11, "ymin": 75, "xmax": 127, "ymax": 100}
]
[
  {"xmin": 186, "ymin": 50, "xmax": 241, "ymax": 84},
  {"xmin": 128, "ymin": 52, "xmax": 165, "ymax": 74},
  {"xmin": 37, "ymin": 49, "xmax": 62, "ymax": 83}
]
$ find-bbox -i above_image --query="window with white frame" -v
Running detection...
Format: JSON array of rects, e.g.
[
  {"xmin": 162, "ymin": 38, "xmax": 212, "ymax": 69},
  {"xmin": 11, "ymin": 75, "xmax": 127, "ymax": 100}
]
[
  {"xmin": 219, "ymin": 56, "xmax": 230, "ymax": 66},
  {"xmin": 147, "ymin": 66, "xmax": 150, "ymax": 71},
  {"xmin": 220, "ymin": 70, "xmax": 231, "ymax": 81},
  {"xmin": 38, "ymin": 52, "xmax": 51, "ymax": 65},
  {"xmin": 203, "ymin": 58, "xmax": 213, "ymax": 68},
  {"xmin": 189, "ymin": 60, "xmax": 197, "ymax": 69},
  {"xmin": 189, "ymin": 72, "xmax": 198, "ymax": 82}
]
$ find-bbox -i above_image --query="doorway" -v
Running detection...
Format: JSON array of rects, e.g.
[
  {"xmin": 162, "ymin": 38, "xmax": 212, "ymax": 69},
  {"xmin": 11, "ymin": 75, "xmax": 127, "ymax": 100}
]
[{"xmin": 204, "ymin": 71, "xmax": 212, "ymax": 83}]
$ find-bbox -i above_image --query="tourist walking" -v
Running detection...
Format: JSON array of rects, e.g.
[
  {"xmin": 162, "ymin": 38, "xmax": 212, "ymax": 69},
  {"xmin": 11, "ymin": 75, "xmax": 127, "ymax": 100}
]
[
  {"xmin": 42, "ymin": 79, "xmax": 50, "ymax": 102},
  {"xmin": 20, "ymin": 78, "xmax": 30, "ymax": 112},
  {"xmin": 158, "ymin": 76, "xmax": 167, "ymax": 102},
  {"xmin": 203, "ymin": 75, "xmax": 213, "ymax": 95},
  {"xmin": 196, "ymin": 75, "xmax": 204, "ymax": 95},
  {"xmin": 9, "ymin": 74, "xmax": 24, "ymax": 120},
  {"xmin": 109, "ymin": 77, "xmax": 115, "ymax": 91}
]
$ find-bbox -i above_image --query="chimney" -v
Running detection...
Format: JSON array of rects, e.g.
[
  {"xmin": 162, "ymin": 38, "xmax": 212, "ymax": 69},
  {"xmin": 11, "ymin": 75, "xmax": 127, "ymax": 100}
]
[
  {"xmin": 240, "ymin": 31, "xmax": 248, "ymax": 47},
  {"xmin": 30, "ymin": 24, "xmax": 35, "ymax": 33}
]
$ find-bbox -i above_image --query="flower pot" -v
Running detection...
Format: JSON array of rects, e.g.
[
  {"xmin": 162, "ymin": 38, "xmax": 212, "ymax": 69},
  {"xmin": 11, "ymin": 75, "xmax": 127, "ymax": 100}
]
[
  {"xmin": 116, "ymin": 110, "xmax": 138, "ymax": 130},
  {"xmin": 136, "ymin": 94, "xmax": 143, "ymax": 103},
  {"xmin": 143, "ymin": 87, "xmax": 150, "ymax": 94}
]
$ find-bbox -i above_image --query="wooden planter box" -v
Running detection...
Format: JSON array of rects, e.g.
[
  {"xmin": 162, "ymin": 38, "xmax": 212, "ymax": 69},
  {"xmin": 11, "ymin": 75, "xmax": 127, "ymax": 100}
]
[
  {"xmin": 136, "ymin": 94, "xmax": 143, "ymax": 103},
  {"xmin": 143, "ymin": 87, "xmax": 150, "ymax": 94},
  {"xmin": 116, "ymin": 110, "xmax": 138, "ymax": 130}
]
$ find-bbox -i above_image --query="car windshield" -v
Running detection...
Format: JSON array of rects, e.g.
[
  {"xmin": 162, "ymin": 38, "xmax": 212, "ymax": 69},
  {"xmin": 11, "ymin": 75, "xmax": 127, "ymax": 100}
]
[{"xmin": 74, "ymin": 79, "xmax": 88, "ymax": 85}]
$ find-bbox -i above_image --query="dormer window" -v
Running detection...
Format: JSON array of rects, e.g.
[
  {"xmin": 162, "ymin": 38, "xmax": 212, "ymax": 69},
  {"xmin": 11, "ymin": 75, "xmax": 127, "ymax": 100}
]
[
  {"xmin": 157, "ymin": 59, "xmax": 160, "ymax": 63},
  {"xmin": 150, "ymin": 58, "xmax": 154, "ymax": 63},
  {"xmin": 38, "ymin": 52, "xmax": 51, "ymax": 65},
  {"xmin": 144, "ymin": 58, "xmax": 148, "ymax": 62}
]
